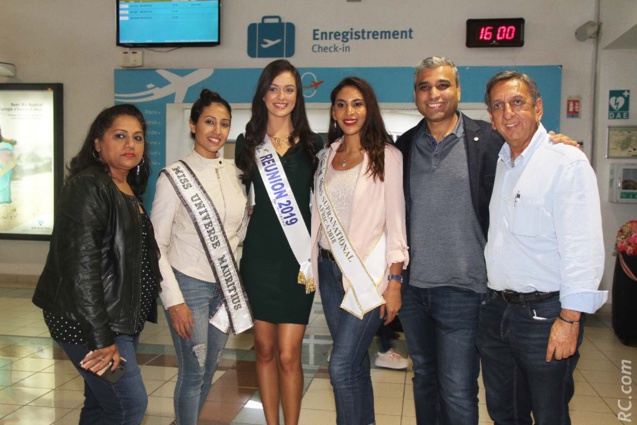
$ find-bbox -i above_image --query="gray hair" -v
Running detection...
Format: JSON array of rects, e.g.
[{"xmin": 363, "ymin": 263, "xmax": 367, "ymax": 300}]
[
  {"xmin": 484, "ymin": 71, "xmax": 541, "ymax": 109},
  {"xmin": 413, "ymin": 56, "xmax": 459, "ymax": 88}
]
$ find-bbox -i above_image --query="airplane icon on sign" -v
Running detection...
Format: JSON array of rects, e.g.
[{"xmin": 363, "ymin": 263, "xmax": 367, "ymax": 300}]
[
  {"xmin": 304, "ymin": 79, "xmax": 324, "ymax": 91},
  {"xmin": 301, "ymin": 72, "xmax": 323, "ymax": 98},
  {"xmin": 115, "ymin": 69, "xmax": 214, "ymax": 103},
  {"xmin": 261, "ymin": 39, "xmax": 282, "ymax": 49}
]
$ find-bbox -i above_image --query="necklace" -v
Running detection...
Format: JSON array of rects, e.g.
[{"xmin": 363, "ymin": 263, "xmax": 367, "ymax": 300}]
[
  {"xmin": 269, "ymin": 134, "xmax": 290, "ymax": 149},
  {"xmin": 339, "ymin": 149, "xmax": 363, "ymax": 167}
]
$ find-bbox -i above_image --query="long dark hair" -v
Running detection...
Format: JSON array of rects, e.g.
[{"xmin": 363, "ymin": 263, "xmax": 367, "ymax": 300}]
[
  {"xmin": 328, "ymin": 77, "xmax": 392, "ymax": 181},
  {"xmin": 236, "ymin": 59, "xmax": 318, "ymax": 183},
  {"xmin": 189, "ymin": 89, "xmax": 232, "ymax": 140},
  {"xmin": 66, "ymin": 104, "xmax": 151, "ymax": 197}
]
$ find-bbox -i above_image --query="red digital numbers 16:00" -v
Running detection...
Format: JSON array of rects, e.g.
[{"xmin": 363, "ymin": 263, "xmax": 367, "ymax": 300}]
[
  {"xmin": 466, "ymin": 18, "xmax": 524, "ymax": 48},
  {"xmin": 479, "ymin": 25, "xmax": 517, "ymax": 41}
]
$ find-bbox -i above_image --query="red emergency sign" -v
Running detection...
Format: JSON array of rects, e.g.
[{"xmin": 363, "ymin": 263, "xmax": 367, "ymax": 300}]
[{"xmin": 567, "ymin": 99, "xmax": 580, "ymax": 118}]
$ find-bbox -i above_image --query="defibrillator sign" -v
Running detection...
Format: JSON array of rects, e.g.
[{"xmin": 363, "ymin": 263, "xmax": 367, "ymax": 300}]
[{"xmin": 609, "ymin": 90, "xmax": 630, "ymax": 120}]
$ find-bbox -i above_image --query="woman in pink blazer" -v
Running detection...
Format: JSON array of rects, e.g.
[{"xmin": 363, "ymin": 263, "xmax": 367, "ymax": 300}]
[{"xmin": 310, "ymin": 77, "xmax": 409, "ymax": 425}]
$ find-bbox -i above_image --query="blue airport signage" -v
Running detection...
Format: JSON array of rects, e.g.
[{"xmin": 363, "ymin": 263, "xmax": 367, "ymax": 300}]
[
  {"xmin": 247, "ymin": 16, "xmax": 295, "ymax": 58},
  {"xmin": 115, "ymin": 65, "xmax": 561, "ymax": 206}
]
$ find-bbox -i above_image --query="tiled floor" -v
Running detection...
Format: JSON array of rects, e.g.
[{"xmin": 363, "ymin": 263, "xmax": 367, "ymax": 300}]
[{"xmin": 0, "ymin": 281, "xmax": 635, "ymax": 424}]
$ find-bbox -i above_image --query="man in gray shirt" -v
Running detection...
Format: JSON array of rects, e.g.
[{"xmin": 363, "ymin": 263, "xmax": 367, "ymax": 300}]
[{"xmin": 395, "ymin": 56, "xmax": 502, "ymax": 425}]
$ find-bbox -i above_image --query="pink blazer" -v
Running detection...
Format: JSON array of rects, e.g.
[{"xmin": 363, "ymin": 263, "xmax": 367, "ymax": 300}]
[{"xmin": 310, "ymin": 139, "xmax": 409, "ymax": 295}]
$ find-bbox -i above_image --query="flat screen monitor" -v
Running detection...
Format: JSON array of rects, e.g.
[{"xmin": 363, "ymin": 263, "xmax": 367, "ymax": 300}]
[
  {"xmin": 0, "ymin": 83, "xmax": 63, "ymax": 240},
  {"xmin": 117, "ymin": 0, "xmax": 221, "ymax": 48}
]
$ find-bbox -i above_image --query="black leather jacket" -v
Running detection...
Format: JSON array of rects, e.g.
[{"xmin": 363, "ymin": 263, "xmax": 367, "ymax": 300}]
[{"xmin": 33, "ymin": 165, "xmax": 159, "ymax": 349}]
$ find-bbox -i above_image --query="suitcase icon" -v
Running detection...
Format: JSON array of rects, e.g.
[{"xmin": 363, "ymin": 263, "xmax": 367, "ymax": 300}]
[{"xmin": 247, "ymin": 16, "xmax": 295, "ymax": 58}]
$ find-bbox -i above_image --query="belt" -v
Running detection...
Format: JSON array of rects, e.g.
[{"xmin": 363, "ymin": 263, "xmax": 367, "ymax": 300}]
[
  {"xmin": 495, "ymin": 290, "xmax": 559, "ymax": 305},
  {"xmin": 319, "ymin": 248, "xmax": 336, "ymax": 262}
]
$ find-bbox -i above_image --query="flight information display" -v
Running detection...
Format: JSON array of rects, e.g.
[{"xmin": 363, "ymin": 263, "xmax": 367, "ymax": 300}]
[{"xmin": 118, "ymin": 0, "xmax": 220, "ymax": 47}]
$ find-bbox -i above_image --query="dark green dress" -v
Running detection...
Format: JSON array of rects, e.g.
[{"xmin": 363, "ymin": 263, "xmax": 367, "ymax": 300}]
[{"xmin": 236, "ymin": 134, "xmax": 320, "ymax": 324}]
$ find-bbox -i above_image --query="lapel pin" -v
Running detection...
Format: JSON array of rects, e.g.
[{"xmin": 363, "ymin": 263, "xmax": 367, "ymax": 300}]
[{"xmin": 474, "ymin": 137, "xmax": 479, "ymax": 141}]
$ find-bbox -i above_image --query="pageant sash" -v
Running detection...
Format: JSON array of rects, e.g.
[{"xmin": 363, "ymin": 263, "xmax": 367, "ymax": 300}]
[
  {"xmin": 315, "ymin": 148, "xmax": 386, "ymax": 318},
  {"xmin": 255, "ymin": 136, "xmax": 315, "ymax": 293},
  {"xmin": 162, "ymin": 161, "xmax": 253, "ymax": 334}
]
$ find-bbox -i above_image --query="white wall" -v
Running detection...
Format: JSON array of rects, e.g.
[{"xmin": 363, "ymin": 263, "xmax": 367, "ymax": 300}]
[
  {"xmin": 594, "ymin": 0, "xmax": 637, "ymax": 296},
  {"xmin": 1, "ymin": 0, "xmax": 628, "ymax": 295}
]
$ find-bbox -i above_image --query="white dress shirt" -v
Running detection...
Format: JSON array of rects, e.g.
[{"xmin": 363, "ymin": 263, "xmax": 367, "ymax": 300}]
[{"xmin": 485, "ymin": 124, "xmax": 607, "ymax": 313}]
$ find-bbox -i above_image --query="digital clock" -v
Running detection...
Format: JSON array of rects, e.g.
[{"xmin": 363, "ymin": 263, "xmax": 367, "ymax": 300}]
[{"xmin": 466, "ymin": 18, "xmax": 525, "ymax": 48}]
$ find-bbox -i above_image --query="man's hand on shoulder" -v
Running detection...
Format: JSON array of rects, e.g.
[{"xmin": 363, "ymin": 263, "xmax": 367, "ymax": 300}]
[{"xmin": 548, "ymin": 131, "xmax": 581, "ymax": 149}]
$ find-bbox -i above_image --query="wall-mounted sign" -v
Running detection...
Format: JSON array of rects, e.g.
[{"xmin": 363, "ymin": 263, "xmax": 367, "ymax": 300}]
[
  {"xmin": 115, "ymin": 65, "xmax": 562, "ymax": 207},
  {"xmin": 0, "ymin": 83, "xmax": 63, "ymax": 240},
  {"xmin": 609, "ymin": 90, "xmax": 630, "ymax": 120},
  {"xmin": 567, "ymin": 96, "xmax": 581, "ymax": 119},
  {"xmin": 247, "ymin": 16, "xmax": 295, "ymax": 58},
  {"xmin": 607, "ymin": 126, "xmax": 637, "ymax": 158}
]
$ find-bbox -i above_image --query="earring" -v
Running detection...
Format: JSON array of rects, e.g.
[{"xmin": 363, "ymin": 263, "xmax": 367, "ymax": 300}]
[
  {"xmin": 137, "ymin": 157, "xmax": 145, "ymax": 177},
  {"xmin": 92, "ymin": 150, "xmax": 101, "ymax": 162},
  {"xmin": 333, "ymin": 121, "xmax": 338, "ymax": 129}
]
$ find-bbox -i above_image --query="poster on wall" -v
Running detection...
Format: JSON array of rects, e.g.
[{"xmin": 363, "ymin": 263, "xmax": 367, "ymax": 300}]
[
  {"xmin": 0, "ymin": 84, "xmax": 63, "ymax": 240},
  {"xmin": 607, "ymin": 126, "xmax": 637, "ymax": 158}
]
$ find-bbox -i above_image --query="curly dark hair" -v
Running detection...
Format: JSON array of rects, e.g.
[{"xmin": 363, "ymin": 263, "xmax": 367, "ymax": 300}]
[
  {"xmin": 328, "ymin": 77, "xmax": 392, "ymax": 182},
  {"xmin": 236, "ymin": 59, "xmax": 318, "ymax": 183},
  {"xmin": 189, "ymin": 89, "xmax": 232, "ymax": 140},
  {"xmin": 66, "ymin": 104, "xmax": 151, "ymax": 197}
]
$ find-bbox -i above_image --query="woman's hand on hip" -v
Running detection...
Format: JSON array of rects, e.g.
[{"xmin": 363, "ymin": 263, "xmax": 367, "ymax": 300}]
[
  {"xmin": 380, "ymin": 281, "xmax": 402, "ymax": 325},
  {"xmin": 169, "ymin": 303, "xmax": 194, "ymax": 340},
  {"xmin": 80, "ymin": 343, "xmax": 121, "ymax": 373}
]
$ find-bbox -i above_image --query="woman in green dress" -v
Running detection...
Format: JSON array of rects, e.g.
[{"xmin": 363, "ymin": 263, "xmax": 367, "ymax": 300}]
[{"xmin": 236, "ymin": 59, "xmax": 321, "ymax": 425}]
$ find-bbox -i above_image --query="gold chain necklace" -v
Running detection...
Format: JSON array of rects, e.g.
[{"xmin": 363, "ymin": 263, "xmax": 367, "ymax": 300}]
[{"xmin": 268, "ymin": 134, "xmax": 290, "ymax": 149}]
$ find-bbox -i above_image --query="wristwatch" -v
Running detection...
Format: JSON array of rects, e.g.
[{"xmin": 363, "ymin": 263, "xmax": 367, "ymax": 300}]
[{"xmin": 388, "ymin": 274, "xmax": 403, "ymax": 284}]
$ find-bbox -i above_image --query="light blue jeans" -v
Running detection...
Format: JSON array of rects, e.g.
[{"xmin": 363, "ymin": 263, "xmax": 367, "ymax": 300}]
[
  {"xmin": 59, "ymin": 334, "xmax": 147, "ymax": 425},
  {"xmin": 318, "ymin": 255, "xmax": 382, "ymax": 425},
  {"xmin": 166, "ymin": 269, "xmax": 229, "ymax": 425}
]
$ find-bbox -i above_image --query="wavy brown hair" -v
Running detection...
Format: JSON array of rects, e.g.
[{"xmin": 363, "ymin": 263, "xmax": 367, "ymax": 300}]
[
  {"xmin": 236, "ymin": 60, "xmax": 318, "ymax": 183},
  {"xmin": 328, "ymin": 77, "xmax": 392, "ymax": 181}
]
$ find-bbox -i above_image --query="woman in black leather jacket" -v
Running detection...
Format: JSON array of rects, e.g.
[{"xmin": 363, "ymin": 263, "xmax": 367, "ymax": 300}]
[{"xmin": 33, "ymin": 104, "xmax": 161, "ymax": 425}]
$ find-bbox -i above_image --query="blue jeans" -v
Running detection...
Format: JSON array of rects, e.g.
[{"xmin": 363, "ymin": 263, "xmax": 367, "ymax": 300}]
[
  {"xmin": 318, "ymin": 256, "xmax": 383, "ymax": 425},
  {"xmin": 58, "ymin": 335, "xmax": 147, "ymax": 425},
  {"xmin": 166, "ymin": 269, "xmax": 229, "ymax": 425},
  {"xmin": 377, "ymin": 322, "xmax": 394, "ymax": 353},
  {"xmin": 400, "ymin": 284, "xmax": 482, "ymax": 425},
  {"xmin": 477, "ymin": 290, "xmax": 583, "ymax": 425}
]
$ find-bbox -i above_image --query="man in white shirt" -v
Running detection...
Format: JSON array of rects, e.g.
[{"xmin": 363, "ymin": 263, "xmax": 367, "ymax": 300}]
[{"xmin": 478, "ymin": 71, "xmax": 606, "ymax": 424}]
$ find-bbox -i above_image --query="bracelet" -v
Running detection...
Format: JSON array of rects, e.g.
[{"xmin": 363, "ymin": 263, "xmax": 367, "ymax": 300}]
[
  {"xmin": 388, "ymin": 274, "xmax": 403, "ymax": 284},
  {"xmin": 558, "ymin": 315, "xmax": 580, "ymax": 324}
]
